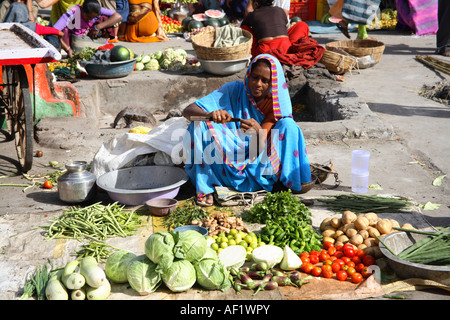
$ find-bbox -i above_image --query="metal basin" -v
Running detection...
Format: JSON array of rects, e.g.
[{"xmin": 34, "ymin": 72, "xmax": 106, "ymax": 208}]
[
  {"xmin": 198, "ymin": 56, "xmax": 251, "ymax": 76},
  {"xmin": 378, "ymin": 231, "xmax": 450, "ymax": 285},
  {"xmin": 96, "ymin": 165, "xmax": 189, "ymax": 205},
  {"xmin": 85, "ymin": 58, "xmax": 136, "ymax": 79}
]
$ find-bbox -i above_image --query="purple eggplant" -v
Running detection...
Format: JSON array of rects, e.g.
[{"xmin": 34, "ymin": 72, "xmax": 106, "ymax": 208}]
[
  {"xmin": 272, "ymin": 275, "xmax": 298, "ymax": 287},
  {"xmin": 252, "ymin": 280, "xmax": 279, "ymax": 296}
]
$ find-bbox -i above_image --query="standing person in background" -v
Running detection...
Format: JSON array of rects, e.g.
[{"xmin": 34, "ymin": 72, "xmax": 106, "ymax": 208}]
[
  {"xmin": 122, "ymin": 0, "xmax": 168, "ymax": 43},
  {"xmin": 0, "ymin": 0, "xmax": 38, "ymax": 22},
  {"xmin": 115, "ymin": 0, "xmax": 129, "ymax": 40},
  {"xmin": 222, "ymin": 0, "xmax": 248, "ymax": 22},
  {"xmin": 436, "ymin": 0, "xmax": 449, "ymax": 56}
]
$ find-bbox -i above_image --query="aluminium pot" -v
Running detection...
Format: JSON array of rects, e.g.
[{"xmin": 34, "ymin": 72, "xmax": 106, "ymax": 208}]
[{"xmin": 57, "ymin": 161, "xmax": 96, "ymax": 203}]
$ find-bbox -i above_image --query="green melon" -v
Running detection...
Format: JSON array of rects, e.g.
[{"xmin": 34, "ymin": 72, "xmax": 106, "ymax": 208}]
[
  {"xmin": 188, "ymin": 20, "xmax": 204, "ymax": 31},
  {"xmin": 205, "ymin": 18, "xmax": 220, "ymax": 28},
  {"xmin": 110, "ymin": 45, "xmax": 131, "ymax": 62},
  {"xmin": 182, "ymin": 16, "xmax": 193, "ymax": 30},
  {"xmin": 217, "ymin": 17, "xmax": 230, "ymax": 27}
]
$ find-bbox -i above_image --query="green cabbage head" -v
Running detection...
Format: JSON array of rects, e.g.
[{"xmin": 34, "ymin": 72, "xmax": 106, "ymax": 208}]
[
  {"xmin": 194, "ymin": 258, "xmax": 231, "ymax": 291},
  {"xmin": 105, "ymin": 250, "xmax": 137, "ymax": 283},
  {"xmin": 145, "ymin": 231, "xmax": 175, "ymax": 273},
  {"xmin": 144, "ymin": 58, "xmax": 160, "ymax": 70},
  {"xmin": 173, "ymin": 230, "xmax": 207, "ymax": 262},
  {"xmin": 126, "ymin": 255, "xmax": 161, "ymax": 295},
  {"xmin": 162, "ymin": 259, "xmax": 196, "ymax": 292}
]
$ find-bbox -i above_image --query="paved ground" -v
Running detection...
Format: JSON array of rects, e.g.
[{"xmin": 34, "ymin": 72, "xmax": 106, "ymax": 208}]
[{"xmin": 0, "ymin": 24, "xmax": 449, "ymax": 301}]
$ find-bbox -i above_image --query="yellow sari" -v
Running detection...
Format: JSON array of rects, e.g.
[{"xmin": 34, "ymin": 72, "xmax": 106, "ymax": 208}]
[
  {"xmin": 50, "ymin": 0, "xmax": 84, "ymax": 25},
  {"xmin": 124, "ymin": 0, "xmax": 165, "ymax": 43}
]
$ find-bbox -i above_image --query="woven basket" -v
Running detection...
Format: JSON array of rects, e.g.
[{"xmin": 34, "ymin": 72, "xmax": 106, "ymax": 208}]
[
  {"xmin": 191, "ymin": 28, "xmax": 253, "ymax": 61},
  {"xmin": 325, "ymin": 39, "xmax": 386, "ymax": 64},
  {"xmin": 319, "ymin": 50, "xmax": 357, "ymax": 74}
]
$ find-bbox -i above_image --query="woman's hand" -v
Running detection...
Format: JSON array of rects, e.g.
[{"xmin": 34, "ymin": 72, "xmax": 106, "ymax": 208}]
[
  {"xmin": 210, "ymin": 110, "xmax": 232, "ymax": 123},
  {"xmin": 239, "ymin": 118, "xmax": 262, "ymax": 133}
]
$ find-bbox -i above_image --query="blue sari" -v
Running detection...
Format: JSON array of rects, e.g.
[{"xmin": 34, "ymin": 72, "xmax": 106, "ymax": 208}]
[{"xmin": 183, "ymin": 54, "xmax": 311, "ymax": 196}]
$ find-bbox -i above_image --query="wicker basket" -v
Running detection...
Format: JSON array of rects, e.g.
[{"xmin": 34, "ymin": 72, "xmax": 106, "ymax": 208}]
[
  {"xmin": 319, "ymin": 49, "xmax": 357, "ymax": 74},
  {"xmin": 191, "ymin": 28, "xmax": 253, "ymax": 61},
  {"xmin": 325, "ymin": 39, "xmax": 385, "ymax": 64}
]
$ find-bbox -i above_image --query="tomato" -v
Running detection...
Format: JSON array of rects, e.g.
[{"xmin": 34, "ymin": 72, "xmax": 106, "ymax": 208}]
[
  {"xmin": 336, "ymin": 270, "xmax": 348, "ymax": 281},
  {"xmin": 43, "ymin": 180, "xmax": 53, "ymax": 189},
  {"xmin": 309, "ymin": 250, "xmax": 320, "ymax": 257},
  {"xmin": 342, "ymin": 256, "xmax": 351, "ymax": 265},
  {"xmin": 363, "ymin": 255, "xmax": 376, "ymax": 266},
  {"xmin": 301, "ymin": 256, "xmax": 310, "ymax": 264},
  {"xmin": 311, "ymin": 266, "xmax": 322, "ymax": 277},
  {"xmin": 343, "ymin": 247, "xmax": 355, "ymax": 258},
  {"xmin": 300, "ymin": 252, "xmax": 309, "ymax": 259},
  {"xmin": 334, "ymin": 259, "xmax": 345, "ymax": 268},
  {"xmin": 343, "ymin": 243, "xmax": 354, "ymax": 251},
  {"xmin": 346, "ymin": 261, "xmax": 355, "ymax": 268},
  {"xmin": 329, "ymin": 255, "xmax": 337, "ymax": 262},
  {"xmin": 346, "ymin": 266, "xmax": 356, "ymax": 276},
  {"xmin": 302, "ymin": 262, "xmax": 314, "ymax": 274},
  {"xmin": 323, "ymin": 241, "xmax": 334, "ymax": 250},
  {"xmin": 319, "ymin": 251, "xmax": 330, "ymax": 262},
  {"xmin": 322, "ymin": 270, "xmax": 333, "ymax": 278},
  {"xmin": 352, "ymin": 255, "xmax": 361, "ymax": 265},
  {"xmin": 309, "ymin": 254, "xmax": 319, "ymax": 264},
  {"xmin": 333, "ymin": 251, "xmax": 344, "ymax": 259},
  {"xmin": 351, "ymin": 272, "xmax": 363, "ymax": 283},
  {"xmin": 328, "ymin": 246, "xmax": 337, "ymax": 256},
  {"xmin": 341, "ymin": 264, "xmax": 349, "ymax": 272},
  {"xmin": 323, "ymin": 259, "xmax": 333, "ymax": 266},
  {"xmin": 335, "ymin": 245, "xmax": 343, "ymax": 252},
  {"xmin": 355, "ymin": 249, "xmax": 366, "ymax": 259},
  {"xmin": 361, "ymin": 266, "xmax": 373, "ymax": 278},
  {"xmin": 355, "ymin": 263, "xmax": 365, "ymax": 273},
  {"xmin": 331, "ymin": 262, "xmax": 341, "ymax": 273},
  {"xmin": 322, "ymin": 264, "xmax": 332, "ymax": 273}
]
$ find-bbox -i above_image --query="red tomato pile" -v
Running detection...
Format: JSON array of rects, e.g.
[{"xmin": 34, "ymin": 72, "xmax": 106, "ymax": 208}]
[{"xmin": 299, "ymin": 241, "xmax": 376, "ymax": 284}]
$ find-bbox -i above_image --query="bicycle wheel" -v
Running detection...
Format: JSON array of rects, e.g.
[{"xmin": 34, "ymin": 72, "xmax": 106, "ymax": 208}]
[{"xmin": 4, "ymin": 65, "xmax": 33, "ymax": 172}]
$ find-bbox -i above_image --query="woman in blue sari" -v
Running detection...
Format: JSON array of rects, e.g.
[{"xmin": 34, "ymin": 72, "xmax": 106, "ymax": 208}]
[{"xmin": 182, "ymin": 54, "xmax": 311, "ymax": 206}]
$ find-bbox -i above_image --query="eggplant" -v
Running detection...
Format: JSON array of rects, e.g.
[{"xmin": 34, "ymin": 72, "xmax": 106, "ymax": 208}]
[
  {"xmin": 252, "ymin": 280, "xmax": 278, "ymax": 296},
  {"xmin": 289, "ymin": 271, "xmax": 301, "ymax": 282},
  {"xmin": 272, "ymin": 275, "xmax": 298, "ymax": 287}
]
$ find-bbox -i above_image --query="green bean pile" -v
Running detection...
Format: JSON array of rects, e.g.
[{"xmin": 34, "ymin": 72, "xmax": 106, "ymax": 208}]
[
  {"xmin": 41, "ymin": 202, "xmax": 145, "ymax": 241},
  {"xmin": 317, "ymin": 194, "xmax": 414, "ymax": 213}
]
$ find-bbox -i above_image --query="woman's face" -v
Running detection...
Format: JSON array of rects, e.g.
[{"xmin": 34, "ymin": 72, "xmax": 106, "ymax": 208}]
[
  {"xmin": 82, "ymin": 10, "xmax": 99, "ymax": 21},
  {"xmin": 248, "ymin": 62, "xmax": 271, "ymax": 103}
]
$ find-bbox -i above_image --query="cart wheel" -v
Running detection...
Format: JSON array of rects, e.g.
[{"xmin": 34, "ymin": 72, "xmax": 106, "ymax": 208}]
[{"xmin": 3, "ymin": 65, "xmax": 33, "ymax": 172}]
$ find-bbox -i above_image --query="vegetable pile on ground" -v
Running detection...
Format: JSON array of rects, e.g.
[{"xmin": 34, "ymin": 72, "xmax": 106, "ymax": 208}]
[
  {"xmin": 317, "ymin": 194, "xmax": 413, "ymax": 213},
  {"xmin": 161, "ymin": 14, "xmax": 184, "ymax": 33},
  {"xmin": 244, "ymin": 191, "xmax": 323, "ymax": 254},
  {"xmin": 134, "ymin": 47, "xmax": 200, "ymax": 72},
  {"xmin": 319, "ymin": 211, "xmax": 416, "ymax": 258}
]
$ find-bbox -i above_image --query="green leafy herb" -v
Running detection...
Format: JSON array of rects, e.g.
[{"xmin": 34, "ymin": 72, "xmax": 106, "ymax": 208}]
[{"xmin": 163, "ymin": 199, "xmax": 209, "ymax": 230}]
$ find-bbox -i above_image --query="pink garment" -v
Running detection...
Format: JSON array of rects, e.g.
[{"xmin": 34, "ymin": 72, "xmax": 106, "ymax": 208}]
[{"xmin": 395, "ymin": 0, "xmax": 438, "ymax": 35}]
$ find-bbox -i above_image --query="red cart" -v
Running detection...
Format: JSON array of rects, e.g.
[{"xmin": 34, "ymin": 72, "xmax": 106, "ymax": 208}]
[{"xmin": 0, "ymin": 22, "xmax": 61, "ymax": 172}]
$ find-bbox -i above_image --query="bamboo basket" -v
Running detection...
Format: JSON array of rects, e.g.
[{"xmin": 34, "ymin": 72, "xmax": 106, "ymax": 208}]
[
  {"xmin": 319, "ymin": 49, "xmax": 357, "ymax": 74},
  {"xmin": 325, "ymin": 39, "xmax": 386, "ymax": 64},
  {"xmin": 191, "ymin": 28, "xmax": 253, "ymax": 61}
]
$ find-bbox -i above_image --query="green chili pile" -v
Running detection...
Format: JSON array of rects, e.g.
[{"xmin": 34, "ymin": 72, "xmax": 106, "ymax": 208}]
[{"xmin": 39, "ymin": 202, "xmax": 144, "ymax": 241}]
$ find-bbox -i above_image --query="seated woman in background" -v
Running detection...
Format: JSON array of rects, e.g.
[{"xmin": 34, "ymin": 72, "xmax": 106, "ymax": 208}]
[
  {"xmin": 182, "ymin": 54, "xmax": 311, "ymax": 206},
  {"xmin": 122, "ymin": 0, "xmax": 168, "ymax": 43},
  {"xmin": 52, "ymin": 0, "xmax": 122, "ymax": 53},
  {"xmin": 241, "ymin": 0, "xmax": 324, "ymax": 69}
]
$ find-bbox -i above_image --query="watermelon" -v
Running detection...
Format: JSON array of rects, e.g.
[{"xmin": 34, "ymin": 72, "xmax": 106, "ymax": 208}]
[
  {"xmin": 205, "ymin": 18, "xmax": 220, "ymax": 28},
  {"xmin": 204, "ymin": 9, "xmax": 224, "ymax": 19},
  {"xmin": 217, "ymin": 17, "xmax": 230, "ymax": 27},
  {"xmin": 192, "ymin": 13, "xmax": 206, "ymax": 21},
  {"xmin": 188, "ymin": 20, "xmax": 204, "ymax": 31},
  {"xmin": 110, "ymin": 45, "xmax": 131, "ymax": 62},
  {"xmin": 182, "ymin": 16, "xmax": 193, "ymax": 30}
]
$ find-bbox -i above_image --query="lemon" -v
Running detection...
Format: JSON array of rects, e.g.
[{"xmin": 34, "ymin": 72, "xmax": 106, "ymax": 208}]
[{"xmin": 211, "ymin": 243, "xmax": 219, "ymax": 251}]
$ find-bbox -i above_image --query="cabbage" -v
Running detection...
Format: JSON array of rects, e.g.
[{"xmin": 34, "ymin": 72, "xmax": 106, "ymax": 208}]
[
  {"xmin": 159, "ymin": 58, "xmax": 171, "ymax": 69},
  {"xmin": 218, "ymin": 245, "xmax": 246, "ymax": 269},
  {"xmin": 168, "ymin": 61, "xmax": 188, "ymax": 72},
  {"xmin": 145, "ymin": 231, "xmax": 175, "ymax": 273},
  {"xmin": 141, "ymin": 54, "xmax": 151, "ymax": 64},
  {"xmin": 194, "ymin": 258, "xmax": 231, "ymax": 291},
  {"xmin": 162, "ymin": 259, "xmax": 196, "ymax": 292},
  {"xmin": 144, "ymin": 59, "xmax": 160, "ymax": 70},
  {"xmin": 173, "ymin": 230, "xmax": 207, "ymax": 262},
  {"xmin": 174, "ymin": 48, "xmax": 187, "ymax": 58},
  {"xmin": 201, "ymin": 246, "xmax": 219, "ymax": 260},
  {"xmin": 126, "ymin": 255, "xmax": 161, "ymax": 295},
  {"xmin": 153, "ymin": 50, "xmax": 163, "ymax": 62},
  {"xmin": 105, "ymin": 250, "xmax": 136, "ymax": 283},
  {"xmin": 252, "ymin": 245, "xmax": 284, "ymax": 268},
  {"xmin": 163, "ymin": 48, "xmax": 176, "ymax": 61},
  {"xmin": 135, "ymin": 62, "xmax": 145, "ymax": 71},
  {"xmin": 280, "ymin": 245, "xmax": 302, "ymax": 271}
]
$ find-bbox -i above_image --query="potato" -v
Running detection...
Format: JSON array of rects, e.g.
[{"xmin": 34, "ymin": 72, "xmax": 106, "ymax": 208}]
[
  {"xmin": 401, "ymin": 223, "xmax": 416, "ymax": 230},
  {"xmin": 364, "ymin": 212, "xmax": 379, "ymax": 225},
  {"xmin": 323, "ymin": 236, "xmax": 335, "ymax": 244},
  {"xmin": 322, "ymin": 229, "xmax": 336, "ymax": 238},
  {"xmin": 336, "ymin": 235, "xmax": 349, "ymax": 244},
  {"xmin": 342, "ymin": 211, "xmax": 357, "ymax": 225},
  {"xmin": 377, "ymin": 219, "xmax": 393, "ymax": 234},
  {"xmin": 331, "ymin": 217, "xmax": 342, "ymax": 229},
  {"xmin": 358, "ymin": 229, "xmax": 370, "ymax": 240},
  {"xmin": 320, "ymin": 217, "xmax": 333, "ymax": 232},
  {"xmin": 334, "ymin": 241, "xmax": 344, "ymax": 247},
  {"xmin": 349, "ymin": 234, "xmax": 364, "ymax": 246},
  {"xmin": 357, "ymin": 243, "xmax": 368, "ymax": 250},
  {"xmin": 364, "ymin": 237, "xmax": 377, "ymax": 247},
  {"xmin": 334, "ymin": 230, "xmax": 344, "ymax": 239},
  {"xmin": 368, "ymin": 226, "xmax": 381, "ymax": 239},
  {"xmin": 342, "ymin": 223, "xmax": 355, "ymax": 233},
  {"xmin": 372, "ymin": 246, "xmax": 383, "ymax": 259},
  {"xmin": 390, "ymin": 219, "xmax": 400, "ymax": 230},
  {"xmin": 354, "ymin": 216, "xmax": 370, "ymax": 231},
  {"xmin": 345, "ymin": 228, "xmax": 358, "ymax": 238}
]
